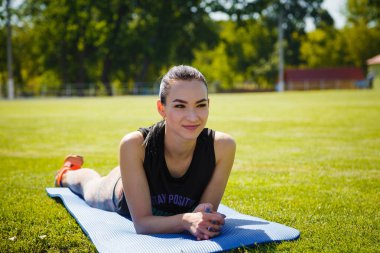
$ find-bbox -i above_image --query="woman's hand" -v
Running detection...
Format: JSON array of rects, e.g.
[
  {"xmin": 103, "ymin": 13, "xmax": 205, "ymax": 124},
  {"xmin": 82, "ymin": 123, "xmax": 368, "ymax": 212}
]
[
  {"xmin": 182, "ymin": 203, "xmax": 226, "ymax": 240},
  {"xmin": 193, "ymin": 203, "xmax": 214, "ymax": 213}
]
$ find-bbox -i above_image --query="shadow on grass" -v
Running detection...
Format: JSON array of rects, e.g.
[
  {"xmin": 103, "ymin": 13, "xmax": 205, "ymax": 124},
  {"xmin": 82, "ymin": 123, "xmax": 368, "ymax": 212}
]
[
  {"xmin": 231, "ymin": 242, "xmax": 278, "ymax": 252},
  {"xmin": 52, "ymin": 196, "xmax": 64, "ymax": 205}
]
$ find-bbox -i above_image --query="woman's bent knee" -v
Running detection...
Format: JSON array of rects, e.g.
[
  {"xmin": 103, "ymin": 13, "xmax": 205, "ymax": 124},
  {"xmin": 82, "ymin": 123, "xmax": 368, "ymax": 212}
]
[{"xmin": 82, "ymin": 176, "xmax": 119, "ymax": 211}]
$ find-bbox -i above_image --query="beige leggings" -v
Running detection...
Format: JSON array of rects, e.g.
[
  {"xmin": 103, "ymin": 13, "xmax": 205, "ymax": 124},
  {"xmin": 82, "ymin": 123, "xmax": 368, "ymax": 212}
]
[{"xmin": 65, "ymin": 166, "xmax": 124, "ymax": 211}]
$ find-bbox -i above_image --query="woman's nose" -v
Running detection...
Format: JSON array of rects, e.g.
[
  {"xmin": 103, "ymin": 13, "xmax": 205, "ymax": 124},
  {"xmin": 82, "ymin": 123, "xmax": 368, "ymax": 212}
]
[{"xmin": 186, "ymin": 109, "xmax": 198, "ymax": 121}]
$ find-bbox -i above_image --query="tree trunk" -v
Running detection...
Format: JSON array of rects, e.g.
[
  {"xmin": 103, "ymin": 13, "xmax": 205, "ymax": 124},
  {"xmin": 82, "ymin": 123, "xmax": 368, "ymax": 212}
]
[
  {"xmin": 100, "ymin": 2, "xmax": 128, "ymax": 96},
  {"xmin": 75, "ymin": 3, "xmax": 93, "ymax": 97},
  {"xmin": 59, "ymin": 17, "xmax": 69, "ymax": 96},
  {"xmin": 76, "ymin": 51, "xmax": 86, "ymax": 96},
  {"xmin": 135, "ymin": 55, "xmax": 150, "ymax": 82},
  {"xmin": 101, "ymin": 56, "xmax": 113, "ymax": 96}
]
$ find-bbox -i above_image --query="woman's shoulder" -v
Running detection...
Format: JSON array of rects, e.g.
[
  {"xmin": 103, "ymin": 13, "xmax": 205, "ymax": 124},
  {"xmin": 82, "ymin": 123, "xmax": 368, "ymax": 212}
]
[
  {"xmin": 213, "ymin": 130, "xmax": 236, "ymax": 156},
  {"xmin": 120, "ymin": 131, "xmax": 145, "ymax": 147},
  {"xmin": 214, "ymin": 131, "xmax": 235, "ymax": 146},
  {"xmin": 120, "ymin": 131, "xmax": 146, "ymax": 162}
]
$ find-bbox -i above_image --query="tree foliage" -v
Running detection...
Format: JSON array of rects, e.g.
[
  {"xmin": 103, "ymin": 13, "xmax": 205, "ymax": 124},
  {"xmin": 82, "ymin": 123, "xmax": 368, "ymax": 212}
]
[
  {"xmin": 195, "ymin": 0, "xmax": 330, "ymax": 88},
  {"xmin": 3, "ymin": 0, "xmax": 218, "ymax": 95},
  {"xmin": 209, "ymin": 0, "xmax": 328, "ymax": 66},
  {"xmin": 300, "ymin": 0, "xmax": 380, "ymax": 71},
  {"xmin": 193, "ymin": 19, "xmax": 278, "ymax": 89},
  {"xmin": 1, "ymin": 0, "xmax": 379, "ymax": 96}
]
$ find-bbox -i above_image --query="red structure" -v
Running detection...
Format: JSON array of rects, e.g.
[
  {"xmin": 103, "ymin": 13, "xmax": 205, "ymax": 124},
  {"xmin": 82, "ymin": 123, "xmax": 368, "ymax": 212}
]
[{"xmin": 284, "ymin": 67, "xmax": 365, "ymax": 90}]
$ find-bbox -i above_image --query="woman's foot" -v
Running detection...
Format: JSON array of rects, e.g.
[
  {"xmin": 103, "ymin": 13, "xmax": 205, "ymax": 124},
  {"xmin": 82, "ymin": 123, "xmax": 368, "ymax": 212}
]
[{"xmin": 55, "ymin": 155, "xmax": 84, "ymax": 187}]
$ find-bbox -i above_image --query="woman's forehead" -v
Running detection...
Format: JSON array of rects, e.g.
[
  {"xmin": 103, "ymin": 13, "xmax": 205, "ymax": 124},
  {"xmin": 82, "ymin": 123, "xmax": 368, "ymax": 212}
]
[{"xmin": 167, "ymin": 80, "xmax": 207, "ymax": 101}]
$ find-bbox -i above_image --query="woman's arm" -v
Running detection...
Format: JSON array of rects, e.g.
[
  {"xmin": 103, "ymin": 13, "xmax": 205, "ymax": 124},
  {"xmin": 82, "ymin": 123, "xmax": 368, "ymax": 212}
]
[
  {"xmin": 199, "ymin": 131, "xmax": 236, "ymax": 210},
  {"xmin": 119, "ymin": 131, "xmax": 225, "ymax": 239}
]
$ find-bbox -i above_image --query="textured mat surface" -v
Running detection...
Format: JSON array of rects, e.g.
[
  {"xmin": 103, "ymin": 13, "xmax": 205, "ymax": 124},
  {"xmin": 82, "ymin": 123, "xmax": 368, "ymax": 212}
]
[{"xmin": 46, "ymin": 187, "xmax": 300, "ymax": 253}]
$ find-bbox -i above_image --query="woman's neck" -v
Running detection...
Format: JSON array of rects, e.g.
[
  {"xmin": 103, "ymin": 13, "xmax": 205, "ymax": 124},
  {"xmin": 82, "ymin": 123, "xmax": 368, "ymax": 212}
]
[
  {"xmin": 163, "ymin": 131, "xmax": 196, "ymax": 178},
  {"xmin": 164, "ymin": 131, "xmax": 197, "ymax": 159}
]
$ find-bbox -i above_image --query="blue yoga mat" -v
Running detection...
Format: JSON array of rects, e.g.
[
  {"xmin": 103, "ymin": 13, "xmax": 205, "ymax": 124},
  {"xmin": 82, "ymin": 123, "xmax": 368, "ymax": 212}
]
[{"xmin": 46, "ymin": 188, "xmax": 300, "ymax": 253}]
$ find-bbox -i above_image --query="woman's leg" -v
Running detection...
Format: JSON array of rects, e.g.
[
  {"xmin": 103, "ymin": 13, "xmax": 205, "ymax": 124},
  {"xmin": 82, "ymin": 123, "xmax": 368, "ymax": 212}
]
[{"xmin": 61, "ymin": 166, "xmax": 122, "ymax": 211}]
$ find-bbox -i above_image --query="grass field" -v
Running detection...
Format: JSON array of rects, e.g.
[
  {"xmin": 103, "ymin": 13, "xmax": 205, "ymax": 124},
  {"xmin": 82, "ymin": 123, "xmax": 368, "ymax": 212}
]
[{"xmin": 0, "ymin": 90, "xmax": 379, "ymax": 252}]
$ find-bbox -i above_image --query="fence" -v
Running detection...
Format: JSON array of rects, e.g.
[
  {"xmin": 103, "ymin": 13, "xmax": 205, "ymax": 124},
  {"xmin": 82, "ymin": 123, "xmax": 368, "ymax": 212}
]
[
  {"xmin": 0, "ymin": 82, "xmax": 161, "ymax": 98},
  {"xmin": 286, "ymin": 79, "xmax": 371, "ymax": 91},
  {"xmin": 0, "ymin": 79, "xmax": 372, "ymax": 98}
]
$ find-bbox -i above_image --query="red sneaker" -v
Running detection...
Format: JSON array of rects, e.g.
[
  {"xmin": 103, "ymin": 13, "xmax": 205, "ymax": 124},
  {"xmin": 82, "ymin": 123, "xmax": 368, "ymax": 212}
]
[{"xmin": 55, "ymin": 155, "xmax": 84, "ymax": 187}]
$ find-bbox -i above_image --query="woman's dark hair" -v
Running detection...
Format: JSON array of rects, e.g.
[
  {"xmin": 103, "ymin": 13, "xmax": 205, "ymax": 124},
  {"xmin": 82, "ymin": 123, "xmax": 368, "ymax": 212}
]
[
  {"xmin": 159, "ymin": 65, "xmax": 208, "ymax": 105},
  {"xmin": 143, "ymin": 65, "xmax": 207, "ymax": 148}
]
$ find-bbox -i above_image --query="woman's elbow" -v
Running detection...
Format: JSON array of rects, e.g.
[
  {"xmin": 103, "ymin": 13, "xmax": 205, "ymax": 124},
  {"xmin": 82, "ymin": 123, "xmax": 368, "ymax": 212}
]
[
  {"xmin": 133, "ymin": 220, "xmax": 150, "ymax": 235},
  {"xmin": 134, "ymin": 227, "xmax": 147, "ymax": 235}
]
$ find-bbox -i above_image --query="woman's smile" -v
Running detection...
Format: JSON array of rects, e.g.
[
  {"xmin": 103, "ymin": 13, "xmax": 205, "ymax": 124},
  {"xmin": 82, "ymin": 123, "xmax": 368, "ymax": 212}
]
[{"xmin": 182, "ymin": 124, "xmax": 200, "ymax": 131}]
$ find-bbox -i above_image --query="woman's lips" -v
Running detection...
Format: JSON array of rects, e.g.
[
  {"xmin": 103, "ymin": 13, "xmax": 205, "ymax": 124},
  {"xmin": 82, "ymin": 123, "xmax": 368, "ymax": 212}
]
[{"xmin": 183, "ymin": 125, "xmax": 199, "ymax": 131}]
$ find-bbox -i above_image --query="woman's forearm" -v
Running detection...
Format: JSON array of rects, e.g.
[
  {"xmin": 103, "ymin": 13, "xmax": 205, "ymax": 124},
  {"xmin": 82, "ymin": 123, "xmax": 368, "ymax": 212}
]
[
  {"xmin": 133, "ymin": 209, "xmax": 224, "ymax": 241},
  {"xmin": 133, "ymin": 214, "xmax": 187, "ymax": 234}
]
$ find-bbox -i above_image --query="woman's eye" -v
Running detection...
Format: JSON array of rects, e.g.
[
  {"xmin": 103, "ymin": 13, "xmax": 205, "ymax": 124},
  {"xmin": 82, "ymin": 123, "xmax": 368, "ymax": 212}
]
[
  {"xmin": 197, "ymin": 103, "xmax": 207, "ymax": 108},
  {"xmin": 174, "ymin": 104, "xmax": 185, "ymax": 108}
]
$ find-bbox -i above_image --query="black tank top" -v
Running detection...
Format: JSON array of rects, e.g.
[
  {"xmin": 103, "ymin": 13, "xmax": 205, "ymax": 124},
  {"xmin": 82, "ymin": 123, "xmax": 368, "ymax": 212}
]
[{"xmin": 116, "ymin": 125, "xmax": 216, "ymax": 217}]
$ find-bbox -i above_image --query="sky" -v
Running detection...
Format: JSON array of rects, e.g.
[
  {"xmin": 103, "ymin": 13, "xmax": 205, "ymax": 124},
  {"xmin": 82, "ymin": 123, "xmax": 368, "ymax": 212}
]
[
  {"xmin": 304, "ymin": 0, "xmax": 347, "ymax": 31},
  {"xmin": 320, "ymin": 0, "xmax": 347, "ymax": 28}
]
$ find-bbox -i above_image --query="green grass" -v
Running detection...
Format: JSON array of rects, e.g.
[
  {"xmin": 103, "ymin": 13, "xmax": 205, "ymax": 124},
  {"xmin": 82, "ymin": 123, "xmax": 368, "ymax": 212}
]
[{"xmin": 1, "ymin": 90, "xmax": 379, "ymax": 252}]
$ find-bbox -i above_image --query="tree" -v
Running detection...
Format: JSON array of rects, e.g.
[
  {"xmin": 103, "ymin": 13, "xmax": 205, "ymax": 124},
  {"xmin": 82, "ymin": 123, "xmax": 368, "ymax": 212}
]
[
  {"xmin": 210, "ymin": 0, "xmax": 329, "ymax": 66},
  {"xmin": 125, "ymin": 1, "xmax": 219, "ymax": 82},
  {"xmin": 346, "ymin": 0, "xmax": 380, "ymax": 27},
  {"xmin": 343, "ymin": 0, "xmax": 380, "ymax": 70},
  {"xmin": 300, "ymin": 27, "xmax": 352, "ymax": 68},
  {"xmin": 194, "ymin": 0, "xmax": 333, "ymax": 89},
  {"xmin": 194, "ymin": 0, "xmax": 333, "ymax": 88},
  {"xmin": 16, "ymin": 0, "xmax": 219, "ymax": 95},
  {"xmin": 19, "ymin": 0, "xmax": 99, "ymax": 95},
  {"xmin": 301, "ymin": 0, "xmax": 380, "ymax": 71},
  {"xmin": 193, "ymin": 19, "xmax": 278, "ymax": 89}
]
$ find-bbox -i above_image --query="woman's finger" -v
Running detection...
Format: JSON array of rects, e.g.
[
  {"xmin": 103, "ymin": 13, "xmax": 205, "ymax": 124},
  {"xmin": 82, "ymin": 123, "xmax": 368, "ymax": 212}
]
[
  {"xmin": 204, "ymin": 204, "xmax": 214, "ymax": 213},
  {"xmin": 202, "ymin": 223, "xmax": 221, "ymax": 236}
]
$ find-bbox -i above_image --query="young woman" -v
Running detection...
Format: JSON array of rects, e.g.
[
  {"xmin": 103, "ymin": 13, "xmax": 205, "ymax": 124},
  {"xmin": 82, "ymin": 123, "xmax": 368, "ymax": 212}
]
[{"xmin": 55, "ymin": 65, "xmax": 236, "ymax": 240}]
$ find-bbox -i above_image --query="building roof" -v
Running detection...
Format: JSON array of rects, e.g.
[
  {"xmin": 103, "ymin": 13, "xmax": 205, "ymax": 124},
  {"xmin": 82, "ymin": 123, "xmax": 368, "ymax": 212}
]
[
  {"xmin": 367, "ymin": 54, "xmax": 380, "ymax": 65},
  {"xmin": 285, "ymin": 67, "xmax": 364, "ymax": 82}
]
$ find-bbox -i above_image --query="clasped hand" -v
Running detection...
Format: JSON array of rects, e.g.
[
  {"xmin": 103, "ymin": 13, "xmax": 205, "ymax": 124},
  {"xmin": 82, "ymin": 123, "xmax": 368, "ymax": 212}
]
[{"xmin": 183, "ymin": 203, "xmax": 226, "ymax": 240}]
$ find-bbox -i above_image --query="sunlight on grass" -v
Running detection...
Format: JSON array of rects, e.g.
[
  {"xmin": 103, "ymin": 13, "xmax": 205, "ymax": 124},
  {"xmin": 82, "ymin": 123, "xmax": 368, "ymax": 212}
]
[{"xmin": 1, "ymin": 90, "xmax": 379, "ymax": 252}]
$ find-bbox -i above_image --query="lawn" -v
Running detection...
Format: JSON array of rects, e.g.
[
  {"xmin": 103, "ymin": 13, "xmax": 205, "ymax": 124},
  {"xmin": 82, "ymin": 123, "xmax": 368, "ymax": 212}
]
[{"xmin": 0, "ymin": 90, "xmax": 379, "ymax": 252}]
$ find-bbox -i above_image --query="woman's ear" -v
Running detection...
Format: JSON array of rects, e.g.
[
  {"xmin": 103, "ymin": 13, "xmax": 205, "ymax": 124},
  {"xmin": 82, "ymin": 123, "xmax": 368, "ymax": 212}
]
[{"xmin": 156, "ymin": 100, "xmax": 166, "ymax": 118}]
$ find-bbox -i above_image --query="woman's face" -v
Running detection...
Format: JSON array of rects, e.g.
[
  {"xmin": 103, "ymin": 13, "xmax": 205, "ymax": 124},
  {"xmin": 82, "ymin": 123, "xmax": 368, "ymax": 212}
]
[{"xmin": 158, "ymin": 79, "xmax": 209, "ymax": 141}]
